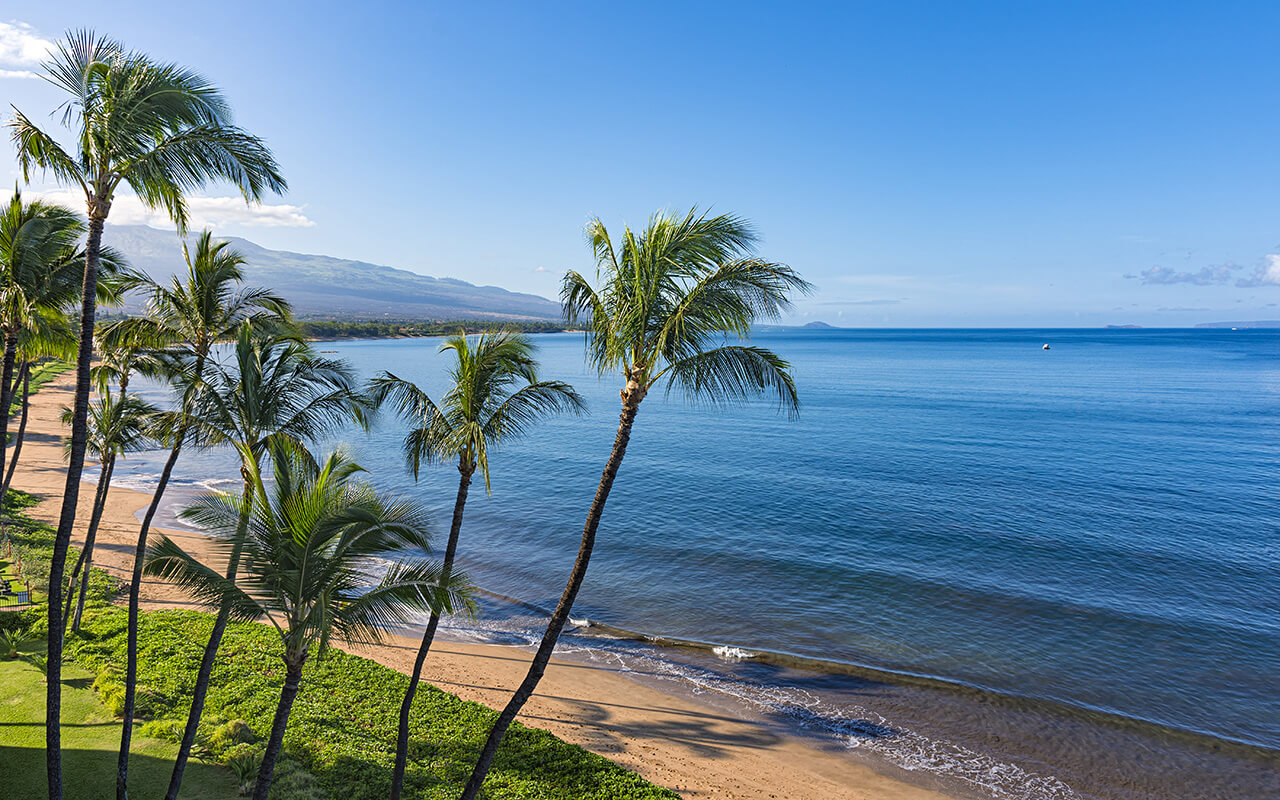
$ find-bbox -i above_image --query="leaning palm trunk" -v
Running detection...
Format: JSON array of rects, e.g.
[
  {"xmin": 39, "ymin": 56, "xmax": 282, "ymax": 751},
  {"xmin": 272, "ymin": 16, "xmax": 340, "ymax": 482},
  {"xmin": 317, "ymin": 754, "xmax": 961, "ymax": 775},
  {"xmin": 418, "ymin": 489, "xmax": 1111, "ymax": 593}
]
[
  {"xmin": 69, "ymin": 456, "xmax": 116, "ymax": 632},
  {"xmin": 253, "ymin": 656, "xmax": 306, "ymax": 800},
  {"xmin": 163, "ymin": 472, "xmax": 254, "ymax": 800},
  {"xmin": 48, "ymin": 211, "xmax": 104, "ymax": 800},
  {"xmin": 0, "ymin": 330, "xmax": 19, "ymax": 483},
  {"xmin": 61, "ymin": 461, "xmax": 111, "ymax": 628},
  {"xmin": 460, "ymin": 396, "xmax": 641, "ymax": 799},
  {"xmin": 3, "ymin": 363, "xmax": 31, "ymax": 497},
  {"xmin": 117, "ymin": 425, "xmax": 185, "ymax": 797},
  {"xmin": 390, "ymin": 459, "xmax": 473, "ymax": 800}
]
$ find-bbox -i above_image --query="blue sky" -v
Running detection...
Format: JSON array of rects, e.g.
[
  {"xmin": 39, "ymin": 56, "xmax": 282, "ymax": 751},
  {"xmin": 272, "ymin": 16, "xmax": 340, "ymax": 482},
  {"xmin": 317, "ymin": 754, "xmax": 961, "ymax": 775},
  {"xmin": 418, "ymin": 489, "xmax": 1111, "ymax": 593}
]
[{"xmin": 3, "ymin": 1, "xmax": 1280, "ymax": 326}]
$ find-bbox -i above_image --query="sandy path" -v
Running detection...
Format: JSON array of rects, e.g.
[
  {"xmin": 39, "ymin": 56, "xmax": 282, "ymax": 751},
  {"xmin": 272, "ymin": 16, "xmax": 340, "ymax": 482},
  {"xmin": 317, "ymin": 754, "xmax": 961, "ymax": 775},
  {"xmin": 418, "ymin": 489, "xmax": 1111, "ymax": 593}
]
[{"xmin": 13, "ymin": 372, "xmax": 953, "ymax": 800}]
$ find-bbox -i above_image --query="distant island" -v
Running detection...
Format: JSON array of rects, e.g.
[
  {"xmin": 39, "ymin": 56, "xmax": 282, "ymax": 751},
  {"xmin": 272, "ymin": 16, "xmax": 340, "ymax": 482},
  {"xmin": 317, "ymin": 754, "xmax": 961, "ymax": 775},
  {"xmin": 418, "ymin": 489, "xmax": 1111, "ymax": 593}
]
[
  {"xmin": 802, "ymin": 321, "xmax": 838, "ymax": 329},
  {"xmin": 1105, "ymin": 324, "xmax": 1143, "ymax": 329},
  {"xmin": 1194, "ymin": 320, "xmax": 1280, "ymax": 329}
]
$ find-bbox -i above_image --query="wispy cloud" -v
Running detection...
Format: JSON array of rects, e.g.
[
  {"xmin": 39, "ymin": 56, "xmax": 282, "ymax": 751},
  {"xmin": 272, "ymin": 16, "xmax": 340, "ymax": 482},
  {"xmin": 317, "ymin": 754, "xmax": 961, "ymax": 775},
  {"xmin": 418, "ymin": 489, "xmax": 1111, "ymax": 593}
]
[
  {"xmin": 25, "ymin": 188, "xmax": 316, "ymax": 229},
  {"xmin": 0, "ymin": 21, "xmax": 53, "ymax": 79},
  {"xmin": 1125, "ymin": 263, "xmax": 1240, "ymax": 285},
  {"xmin": 1235, "ymin": 255, "xmax": 1280, "ymax": 288},
  {"xmin": 533, "ymin": 266, "xmax": 549, "ymax": 273}
]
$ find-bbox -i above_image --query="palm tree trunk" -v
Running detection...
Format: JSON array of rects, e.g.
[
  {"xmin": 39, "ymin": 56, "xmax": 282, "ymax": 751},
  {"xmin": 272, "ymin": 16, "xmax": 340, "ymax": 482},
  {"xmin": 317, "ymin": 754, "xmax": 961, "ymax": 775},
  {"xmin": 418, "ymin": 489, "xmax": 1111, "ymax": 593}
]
[
  {"xmin": 0, "ymin": 330, "xmax": 20, "ymax": 486},
  {"xmin": 3, "ymin": 362, "xmax": 32, "ymax": 498},
  {"xmin": 118, "ymin": 351, "xmax": 205, "ymax": 799},
  {"xmin": 252, "ymin": 657, "xmax": 305, "ymax": 800},
  {"xmin": 72, "ymin": 456, "xmax": 116, "ymax": 632},
  {"xmin": 117, "ymin": 429, "xmax": 186, "ymax": 800},
  {"xmin": 390, "ymin": 458, "xmax": 473, "ymax": 800},
  {"xmin": 163, "ymin": 471, "xmax": 255, "ymax": 800},
  {"xmin": 459, "ymin": 398, "xmax": 641, "ymax": 800},
  {"xmin": 62, "ymin": 456, "xmax": 114, "ymax": 634},
  {"xmin": 48, "ymin": 209, "xmax": 104, "ymax": 800}
]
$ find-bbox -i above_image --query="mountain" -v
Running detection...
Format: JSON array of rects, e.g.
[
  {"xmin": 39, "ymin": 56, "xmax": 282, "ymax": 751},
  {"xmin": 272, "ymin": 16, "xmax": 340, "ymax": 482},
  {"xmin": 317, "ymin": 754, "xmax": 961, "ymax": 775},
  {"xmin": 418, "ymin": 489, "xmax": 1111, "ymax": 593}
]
[
  {"xmin": 1193, "ymin": 320, "xmax": 1280, "ymax": 329},
  {"xmin": 801, "ymin": 321, "xmax": 837, "ymax": 329},
  {"xmin": 103, "ymin": 225, "xmax": 561, "ymax": 321}
]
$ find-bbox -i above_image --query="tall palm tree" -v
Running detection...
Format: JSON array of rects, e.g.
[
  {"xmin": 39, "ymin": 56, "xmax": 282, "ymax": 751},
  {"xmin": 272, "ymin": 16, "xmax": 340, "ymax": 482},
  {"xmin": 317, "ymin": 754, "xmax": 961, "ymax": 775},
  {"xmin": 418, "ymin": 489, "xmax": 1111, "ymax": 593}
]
[
  {"xmin": 459, "ymin": 208, "xmax": 810, "ymax": 798},
  {"xmin": 8, "ymin": 31, "xmax": 285, "ymax": 798},
  {"xmin": 160, "ymin": 323, "xmax": 365, "ymax": 800},
  {"xmin": 109, "ymin": 233, "xmax": 289, "ymax": 795},
  {"xmin": 60, "ymin": 389, "xmax": 157, "ymax": 632},
  {"xmin": 145, "ymin": 440, "xmax": 472, "ymax": 800},
  {"xmin": 370, "ymin": 330, "xmax": 584, "ymax": 800}
]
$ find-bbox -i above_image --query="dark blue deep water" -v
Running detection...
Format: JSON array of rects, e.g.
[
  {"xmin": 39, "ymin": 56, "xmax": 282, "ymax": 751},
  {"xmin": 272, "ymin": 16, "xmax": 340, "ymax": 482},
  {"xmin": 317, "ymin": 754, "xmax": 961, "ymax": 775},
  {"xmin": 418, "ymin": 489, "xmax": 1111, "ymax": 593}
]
[{"xmin": 115, "ymin": 329, "xmax": 1280, "ymax": 800}]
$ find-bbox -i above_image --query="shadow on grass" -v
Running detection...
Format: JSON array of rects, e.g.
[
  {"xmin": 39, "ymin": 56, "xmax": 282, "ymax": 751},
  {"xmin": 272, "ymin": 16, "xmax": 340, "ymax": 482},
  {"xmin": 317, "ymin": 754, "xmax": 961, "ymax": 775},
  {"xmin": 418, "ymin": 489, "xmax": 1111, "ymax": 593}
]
[{"xmin": 0, "ymin": 745, "xmax": 238, "ymax": 800}]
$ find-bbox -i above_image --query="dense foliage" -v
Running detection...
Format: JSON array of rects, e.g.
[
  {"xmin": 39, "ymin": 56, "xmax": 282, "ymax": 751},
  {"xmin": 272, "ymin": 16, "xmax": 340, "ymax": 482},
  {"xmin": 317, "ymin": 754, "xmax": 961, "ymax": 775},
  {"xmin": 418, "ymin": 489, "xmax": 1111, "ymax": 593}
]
[
  {"xmin": 297, "ymin": 320, "xmax": 569, "ymax": 340},
  {"xmin": 65, "ymin": 606, "xmax": 680, "ymax": 800}
]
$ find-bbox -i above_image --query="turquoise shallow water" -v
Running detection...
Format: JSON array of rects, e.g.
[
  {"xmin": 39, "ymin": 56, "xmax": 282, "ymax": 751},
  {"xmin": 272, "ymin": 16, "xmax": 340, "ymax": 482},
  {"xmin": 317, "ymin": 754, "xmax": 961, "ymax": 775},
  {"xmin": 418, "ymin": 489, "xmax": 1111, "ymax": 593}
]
[{"xmin": 113, "ymin": 329, "xmax": 1280, "ymax": 799}]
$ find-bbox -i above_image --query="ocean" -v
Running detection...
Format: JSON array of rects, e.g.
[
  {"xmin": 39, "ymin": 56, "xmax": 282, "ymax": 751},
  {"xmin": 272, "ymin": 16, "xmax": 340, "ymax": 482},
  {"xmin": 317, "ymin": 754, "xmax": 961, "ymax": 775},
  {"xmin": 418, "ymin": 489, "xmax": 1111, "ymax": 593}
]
[{"xmin": 104, "ymin": 328, "xmax": 1280, "ymax": 800}]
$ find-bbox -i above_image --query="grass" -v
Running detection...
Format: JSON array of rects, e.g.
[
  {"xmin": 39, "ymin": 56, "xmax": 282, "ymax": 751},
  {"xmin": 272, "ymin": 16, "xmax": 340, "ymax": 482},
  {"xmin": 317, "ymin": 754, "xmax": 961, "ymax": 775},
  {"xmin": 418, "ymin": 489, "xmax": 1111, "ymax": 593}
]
[
  {"xmin": 65, "ymin": 606, "xmax": 682, "ymax": 799},
  {"xmin": 0, "ymin": 641, "xmax": 239, "ymax": 800}
]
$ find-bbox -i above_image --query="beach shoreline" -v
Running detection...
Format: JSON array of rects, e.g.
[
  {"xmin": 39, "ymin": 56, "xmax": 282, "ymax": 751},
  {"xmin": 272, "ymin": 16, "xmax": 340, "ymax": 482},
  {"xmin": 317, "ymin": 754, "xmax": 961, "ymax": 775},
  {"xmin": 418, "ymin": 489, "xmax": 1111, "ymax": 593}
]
[{"xmin": 13, "ymin": 372, "xmax": 959, "ymax": 800}]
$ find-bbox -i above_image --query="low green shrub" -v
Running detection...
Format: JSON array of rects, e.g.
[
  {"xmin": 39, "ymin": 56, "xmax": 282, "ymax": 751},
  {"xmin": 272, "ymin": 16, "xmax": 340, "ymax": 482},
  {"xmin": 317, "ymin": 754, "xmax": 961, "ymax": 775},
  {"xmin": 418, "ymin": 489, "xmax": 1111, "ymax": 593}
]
[{"xmin": 65, "ymin": 605, "xmax": 681, "ymax": 800}]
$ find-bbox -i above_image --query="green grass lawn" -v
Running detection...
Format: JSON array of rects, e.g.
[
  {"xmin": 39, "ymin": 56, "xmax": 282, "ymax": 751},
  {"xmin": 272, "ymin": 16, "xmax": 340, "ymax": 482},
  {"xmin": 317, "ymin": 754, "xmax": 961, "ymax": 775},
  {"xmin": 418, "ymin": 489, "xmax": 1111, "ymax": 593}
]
[{"xmin": 0, "ymin": 643, "xmax": 239, "ymax": 800}]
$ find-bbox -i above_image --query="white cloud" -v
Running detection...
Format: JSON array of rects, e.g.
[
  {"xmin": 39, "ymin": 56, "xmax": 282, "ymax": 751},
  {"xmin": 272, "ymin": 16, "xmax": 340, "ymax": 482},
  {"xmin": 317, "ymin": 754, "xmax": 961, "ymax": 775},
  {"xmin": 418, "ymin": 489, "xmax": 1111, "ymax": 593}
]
[
  {"xmin": 25, "ymin": 188, "xmax": 316, "ymax": 229},
  {"xmin": 0, "ymin": 21, "xmax": 53, "ymax": 79},
  {"xmin": 1237, "ymin": 254, "xmax": 1280, "ymax": 288},
  {"xmin": 533, "ymin": 266, "xmax": 549, "ymax": 272}
]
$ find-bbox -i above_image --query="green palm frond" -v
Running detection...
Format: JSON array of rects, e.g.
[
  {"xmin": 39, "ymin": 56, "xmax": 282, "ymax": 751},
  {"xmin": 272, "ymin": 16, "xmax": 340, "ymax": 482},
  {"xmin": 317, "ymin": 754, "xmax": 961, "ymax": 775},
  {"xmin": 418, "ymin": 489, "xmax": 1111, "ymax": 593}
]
[
  {"xmin": 10, "ymin": 29, "xmax": 285, "ymax": 230},
  {"xmin": 154, "ymin": 439, "xmax": 466, "ymax": 663},
  {"xmin": 369, "ymin": 330, "xmax": 583, "ymax": 490},
  {"xmin": 563, "ymin": 208, "xmax": 812, "ymax": 412}
]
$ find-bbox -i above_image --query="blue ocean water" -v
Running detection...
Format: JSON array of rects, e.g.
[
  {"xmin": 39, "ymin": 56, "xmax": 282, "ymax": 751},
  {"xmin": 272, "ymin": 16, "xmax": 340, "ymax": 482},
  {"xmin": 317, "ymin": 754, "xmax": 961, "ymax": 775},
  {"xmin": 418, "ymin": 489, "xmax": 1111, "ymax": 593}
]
[{"xmin": 112, "ymin": 329, "xmax": 1280, "ymax": 799}]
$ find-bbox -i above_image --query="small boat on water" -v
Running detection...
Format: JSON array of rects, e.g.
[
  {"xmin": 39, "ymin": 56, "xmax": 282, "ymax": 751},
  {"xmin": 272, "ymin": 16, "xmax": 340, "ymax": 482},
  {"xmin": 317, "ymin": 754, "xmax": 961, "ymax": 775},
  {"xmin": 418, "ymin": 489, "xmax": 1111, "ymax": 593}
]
[{"xmin": 1042, "ymin": 344, "xmax": 1051, "ymax": 350}]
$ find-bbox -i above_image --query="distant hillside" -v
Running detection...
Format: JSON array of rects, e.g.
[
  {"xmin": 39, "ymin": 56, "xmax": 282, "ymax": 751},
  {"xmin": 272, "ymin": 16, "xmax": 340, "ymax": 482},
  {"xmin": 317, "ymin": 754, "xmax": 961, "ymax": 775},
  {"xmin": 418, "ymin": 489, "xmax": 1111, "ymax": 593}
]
[
  {"xmin": 1193, "ymin": 320, "xmax": 1280, "ymax": 329},
  {"xmin": 103, "ymin": 225, "xmax": 561, "ymax": 321},
  {"xmin": 802, "ymin": 321, "xmax": 837, "ymax": 329}
]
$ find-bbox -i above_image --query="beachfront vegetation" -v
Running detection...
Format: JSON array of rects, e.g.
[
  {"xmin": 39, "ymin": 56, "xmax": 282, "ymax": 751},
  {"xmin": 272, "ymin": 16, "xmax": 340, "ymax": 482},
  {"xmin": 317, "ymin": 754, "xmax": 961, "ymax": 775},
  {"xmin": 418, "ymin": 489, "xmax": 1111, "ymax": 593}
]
[
  {"xmin": 146, "ymin": 440, "xmax": 472, "ymax": 799},
  {"xmin": 156, "ymin": 322, "xmax": 366, "ymax": 800},
  {"xmin": 370, "ymin": 331, "xmax": 584, "ymax": 799},
  {"xmin": 7, "ymin": 30, "xmax": 286, "ymax": 799},
  {"xmin": 459, "ymin": 208, "xmax": 810, "ymax": 798}
]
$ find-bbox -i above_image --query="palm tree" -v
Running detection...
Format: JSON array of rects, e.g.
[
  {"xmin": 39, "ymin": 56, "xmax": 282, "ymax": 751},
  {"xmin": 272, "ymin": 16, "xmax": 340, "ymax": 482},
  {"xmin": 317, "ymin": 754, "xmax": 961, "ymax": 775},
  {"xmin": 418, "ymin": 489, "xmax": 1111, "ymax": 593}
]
[
  {"xmin": 2, "ymin": 314, "xmax": 79, "ymax": 499},
  {"xmin": 145, "ymin": 439, "xmax": 472, "ymax": 800},
  {"xmin": 60, "ymin": 389, "xmax": 156, "ymax": 632},
  {"xmin": 0, "ymin": 188, "xmax": 86, "ymax": 485},
  {"xmin": 459, "ymin": 208, "xmax": 810, "ymax": 798},
  {"xmin": 159, "ymin": 323, "xmax": 365, "ymax": 800},
  {"xmin": 8, "ymin": 31, "xmax": 285, "ymax": 798},
  {"xmin": 108, "ymin": 233, "xmax": 288, "ymax": 794},
  {"xmin": 370, "ymin": 330, "xmax": 584, "ymax": 800}
]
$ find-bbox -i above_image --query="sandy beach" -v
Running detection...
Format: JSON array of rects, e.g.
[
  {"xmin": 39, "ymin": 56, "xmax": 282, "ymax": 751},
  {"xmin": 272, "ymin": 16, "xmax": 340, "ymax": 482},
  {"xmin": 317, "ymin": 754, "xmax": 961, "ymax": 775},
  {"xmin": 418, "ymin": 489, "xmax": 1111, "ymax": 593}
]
[{"xmin": 13, "ymin": 372, "xmax": 955, "ymax": 800}]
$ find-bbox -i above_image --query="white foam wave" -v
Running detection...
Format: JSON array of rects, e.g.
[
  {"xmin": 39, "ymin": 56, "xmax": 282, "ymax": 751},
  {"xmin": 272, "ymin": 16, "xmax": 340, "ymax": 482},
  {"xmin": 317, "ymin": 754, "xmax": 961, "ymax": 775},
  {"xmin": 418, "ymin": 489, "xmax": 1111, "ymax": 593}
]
[{"xmin": 712, "ymin": 645, "xmax": 756, "ymax": 661}]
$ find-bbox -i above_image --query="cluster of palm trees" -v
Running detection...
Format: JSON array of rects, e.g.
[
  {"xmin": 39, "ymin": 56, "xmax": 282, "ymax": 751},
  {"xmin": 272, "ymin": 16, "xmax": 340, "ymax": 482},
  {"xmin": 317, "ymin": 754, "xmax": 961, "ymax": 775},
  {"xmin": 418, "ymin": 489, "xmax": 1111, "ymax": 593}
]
[{"xmin": 6, "ymin": 28, "xmax": 810, "ymax": 800}]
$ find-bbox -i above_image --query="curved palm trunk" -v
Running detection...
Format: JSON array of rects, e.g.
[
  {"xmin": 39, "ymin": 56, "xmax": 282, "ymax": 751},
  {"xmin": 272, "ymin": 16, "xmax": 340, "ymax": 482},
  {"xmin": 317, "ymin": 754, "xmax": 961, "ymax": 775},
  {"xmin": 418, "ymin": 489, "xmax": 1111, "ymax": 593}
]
[
  {"xmin": 72, "ymin": 456, "xmax": 116, "ymax": 632},
  {"xmin": 163, "ymin": 472, "xmax": 255, "ymax": 800},
  {"xmin": 3, "ymin": 363, "xmax": 32, "ymax": 498},
  {"xmin": 459, "ymin": 397, "xmax": 641, "ymax": 800},
  {"xmin": 48, "ymin": 211, "xmax": 104, "ymax": 800},
  {"xmin": 61, "ymin": 456, "xmax": 114, "ymax": 633},
  {"xmin": 116, "ymin": 429, "xmax": 186, "ymax": 800},
  {"xmin": 390, "ymin": 458, "xmax": 474, "ymax": 800},
  {"xmin": 252, "ymin": 657, "xmax": 305, "ymax": 800},
  {"xmin": 0, "ymin": 330, "xmax": 20, "ymax": 484}
]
